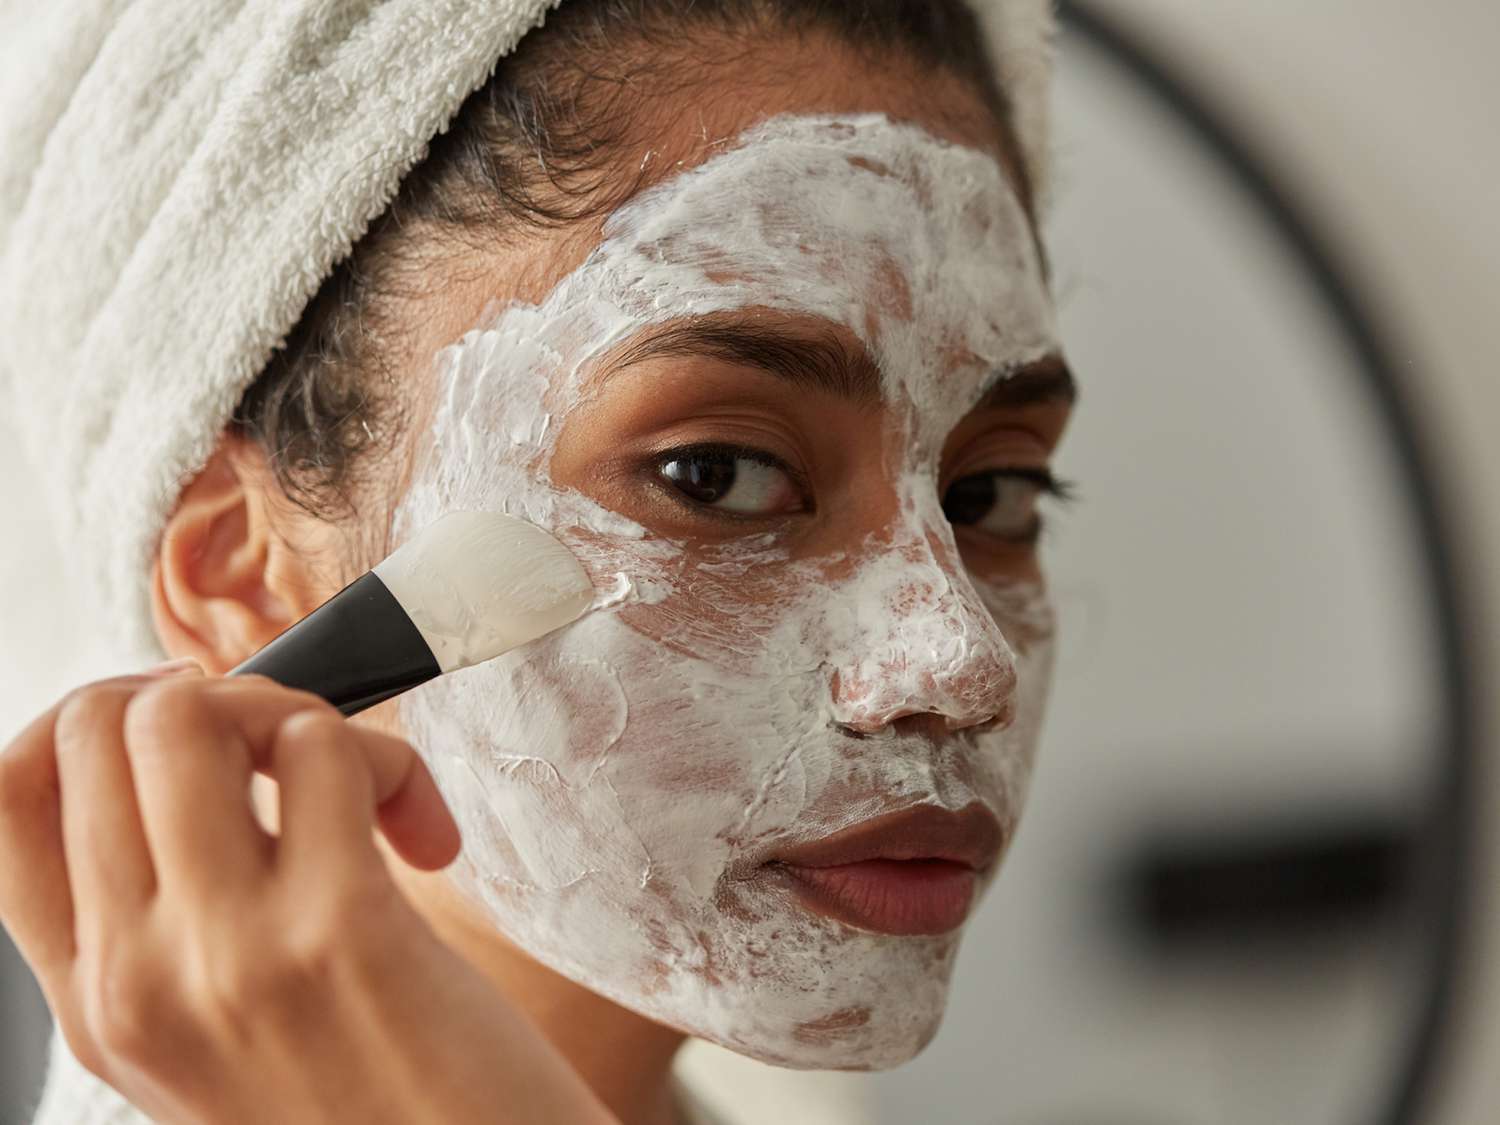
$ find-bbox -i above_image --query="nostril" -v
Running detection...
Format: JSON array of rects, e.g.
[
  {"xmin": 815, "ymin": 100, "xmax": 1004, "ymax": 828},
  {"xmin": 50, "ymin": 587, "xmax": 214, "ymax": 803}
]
[
  {"xmin": 833, "ymin": 705, "xmax": 1012, "ymax": 741},
  {"xmin": 957, "ymin": 702, "xmax": 1015, "ymax": 737},
  {"xmin": 824, "ymin": 643, "xmax": 1018, "ymax": 739}
]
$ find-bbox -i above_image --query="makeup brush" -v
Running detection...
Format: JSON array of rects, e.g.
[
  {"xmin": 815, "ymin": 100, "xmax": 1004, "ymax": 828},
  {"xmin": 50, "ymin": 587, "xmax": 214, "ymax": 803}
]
[{"xmin": 230, "ymin": 511, "xmax": 595, "ymax": 715}]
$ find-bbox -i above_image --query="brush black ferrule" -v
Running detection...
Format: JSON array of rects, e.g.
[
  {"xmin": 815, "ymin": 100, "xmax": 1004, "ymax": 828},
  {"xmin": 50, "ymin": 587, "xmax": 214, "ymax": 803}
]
[{"xmin": 230, "ymin": 571, "xmax": 442, "ymax": 716}]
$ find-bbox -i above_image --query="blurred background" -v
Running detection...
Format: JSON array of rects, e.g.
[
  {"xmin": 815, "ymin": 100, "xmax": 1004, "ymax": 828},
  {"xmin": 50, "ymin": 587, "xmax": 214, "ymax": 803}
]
[{"xmin": 3, "ymin": 1, "xmax": 1497, "ymax": 1123}]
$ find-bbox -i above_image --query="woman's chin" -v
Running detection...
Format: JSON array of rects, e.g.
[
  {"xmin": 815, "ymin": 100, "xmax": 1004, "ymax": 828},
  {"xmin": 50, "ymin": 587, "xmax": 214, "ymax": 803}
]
[{"xmin": 702, "ymin": 1010, "xmax": 946, "ymax": 1072}]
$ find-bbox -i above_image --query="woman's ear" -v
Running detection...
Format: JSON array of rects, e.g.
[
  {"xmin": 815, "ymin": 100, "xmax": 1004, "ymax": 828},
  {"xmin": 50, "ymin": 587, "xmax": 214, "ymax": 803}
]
[{"xmin": 150, "ymin": 435, "xmax": 339, "ymax": 674}]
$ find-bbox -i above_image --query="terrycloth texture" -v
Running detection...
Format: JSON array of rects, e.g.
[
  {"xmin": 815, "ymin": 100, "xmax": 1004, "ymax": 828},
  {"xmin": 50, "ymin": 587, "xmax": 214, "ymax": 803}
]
[
  {"xmin": 0, "ymin": 0, "xmax": 1054, "ymax": 670},
  {"xmin": 0, "ymin": 0, "xmax": 563, "ymax": 666},
  {"xmin": 29, "ymin": 1031, "xmax": 142, "ymax": 1125}
]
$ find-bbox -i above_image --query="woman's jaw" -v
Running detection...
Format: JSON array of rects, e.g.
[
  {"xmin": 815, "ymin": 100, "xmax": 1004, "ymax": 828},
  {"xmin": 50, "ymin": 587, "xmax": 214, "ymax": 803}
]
[{"xmin": 384, "ymin": 109, "xmax": 1065, "ymax": 1070}]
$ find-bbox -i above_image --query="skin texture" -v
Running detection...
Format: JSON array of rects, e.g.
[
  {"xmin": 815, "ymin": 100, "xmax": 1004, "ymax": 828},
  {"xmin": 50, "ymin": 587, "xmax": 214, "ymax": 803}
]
[
  {"xmin": 0, "ymin": 670, "xmax": 616, "ymax": 1124},
  {"xmin": 0, "ymin": 31, "xmax": 1073, "ymax": 1125},
  {"xmin": 390, "ymin": 108, "xmax": 1065, "ymax": 1071}
]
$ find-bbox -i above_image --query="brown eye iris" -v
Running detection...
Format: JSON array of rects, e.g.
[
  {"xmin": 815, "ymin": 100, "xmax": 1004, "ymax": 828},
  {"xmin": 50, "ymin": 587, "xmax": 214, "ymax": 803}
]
[
  {"xmin": 656, "ymin": 448, "xmax": 803, "ymax": 515},
  {"xmin": 661, "ymin": 454, "xmax": 737, "ymax": 504},
  {"xmin": 942, "ymin": 474, "xmax": 999, "ymax": 526},
  {"xmin": 943, "ymin": 472, "xmax": 1043, "ymax": 541}
]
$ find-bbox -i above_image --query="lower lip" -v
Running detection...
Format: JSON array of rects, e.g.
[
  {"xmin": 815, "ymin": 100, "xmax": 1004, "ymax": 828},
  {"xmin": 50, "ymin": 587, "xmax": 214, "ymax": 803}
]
[{"xmin": 768, "ymin": 859, "xmax": 978, "ymax": 936}]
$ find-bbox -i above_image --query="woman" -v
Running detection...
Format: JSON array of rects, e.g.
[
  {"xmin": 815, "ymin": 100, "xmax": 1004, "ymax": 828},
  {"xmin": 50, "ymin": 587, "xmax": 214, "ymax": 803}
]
[{"xmin": 0, "ymin": 0, "xmax": 1074, "ymax": 1121}]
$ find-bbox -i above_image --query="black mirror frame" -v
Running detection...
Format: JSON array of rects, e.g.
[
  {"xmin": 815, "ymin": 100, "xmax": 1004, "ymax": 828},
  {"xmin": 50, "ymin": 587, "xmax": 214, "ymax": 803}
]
[{"xmin": 1054, "ymin": 6, "xmax": 1477, "ymax": 1123}]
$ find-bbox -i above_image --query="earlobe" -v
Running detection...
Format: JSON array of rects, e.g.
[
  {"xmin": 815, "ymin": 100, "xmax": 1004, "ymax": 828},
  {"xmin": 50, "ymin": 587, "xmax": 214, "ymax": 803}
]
[{"xmin": 150, "ymin": 437, "xmax": 317, "ymax": 674}]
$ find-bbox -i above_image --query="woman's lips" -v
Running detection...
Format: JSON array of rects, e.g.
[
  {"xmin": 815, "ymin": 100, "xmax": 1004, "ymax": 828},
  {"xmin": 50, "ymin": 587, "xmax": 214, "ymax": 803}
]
[
  {"xmin": 758, "ymin": 803, "xmax": 1003, "ymax": 936},
  {"xmin": 773, "ymin": 858, "xmax": 978, "ymax": 935}
]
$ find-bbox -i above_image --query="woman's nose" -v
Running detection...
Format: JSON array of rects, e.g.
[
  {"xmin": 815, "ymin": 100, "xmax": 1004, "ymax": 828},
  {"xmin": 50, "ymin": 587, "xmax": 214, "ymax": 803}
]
[{"xmin": 824, "ymin": 536, "xmax": 1019, "ymax": 737}]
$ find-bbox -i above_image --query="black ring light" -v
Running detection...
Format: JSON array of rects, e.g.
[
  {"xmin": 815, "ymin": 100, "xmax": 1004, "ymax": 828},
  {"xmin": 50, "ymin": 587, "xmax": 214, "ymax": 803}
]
[{"xmin": 1055, "ymin": 5, "xmax": 1477, "ymax": 1123}]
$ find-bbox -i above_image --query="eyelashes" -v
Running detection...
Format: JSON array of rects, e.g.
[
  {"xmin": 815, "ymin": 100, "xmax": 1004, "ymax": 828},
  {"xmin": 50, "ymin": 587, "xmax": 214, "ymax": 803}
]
[
  {"xmin": 650, "ymin": 442, "xmax": 1076, "ymax": 544},
  {"xmin": 941, "ymin": 466, "xmax": 1076, "ymax": 544}
]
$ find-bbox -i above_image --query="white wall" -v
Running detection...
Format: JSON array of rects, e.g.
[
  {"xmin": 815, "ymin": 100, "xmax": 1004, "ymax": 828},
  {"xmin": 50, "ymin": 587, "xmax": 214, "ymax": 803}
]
[{"xmin": 1079, "ymin": 5, "xmax": 1500, "ymax": 1122}]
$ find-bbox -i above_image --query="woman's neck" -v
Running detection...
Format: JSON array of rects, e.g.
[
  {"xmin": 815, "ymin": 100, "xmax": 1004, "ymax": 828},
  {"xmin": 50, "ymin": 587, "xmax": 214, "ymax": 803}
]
[{"xmin": 393, "ymin": 863, "xmax": 688, "ymax": 1125}]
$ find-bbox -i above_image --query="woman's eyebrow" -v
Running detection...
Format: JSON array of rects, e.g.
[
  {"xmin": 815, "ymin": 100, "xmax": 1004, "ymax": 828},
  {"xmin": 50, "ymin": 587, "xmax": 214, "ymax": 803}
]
[
  {"xmin": 973, "ymin": 355, "xmax": 1078, "ymax": 409},
  {"xmin": 610, "ymin": 317, "xmax": 1076, "ymax": 409},
  {"xmin": 611, "ymin": 318, "xmax": 884, "ymax": 403}
]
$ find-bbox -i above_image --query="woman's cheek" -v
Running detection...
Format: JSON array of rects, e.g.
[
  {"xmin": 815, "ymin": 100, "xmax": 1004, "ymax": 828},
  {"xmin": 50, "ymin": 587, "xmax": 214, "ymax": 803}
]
[{"xmin": 558, "ymin": 524, "xmax": 807, "ymax": 672}]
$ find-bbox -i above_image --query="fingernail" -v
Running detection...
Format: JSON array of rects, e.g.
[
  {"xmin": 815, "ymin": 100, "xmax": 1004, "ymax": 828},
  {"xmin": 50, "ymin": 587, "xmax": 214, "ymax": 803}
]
[{"xmin": 142, "ymin": 657, "xmax": 203, "ymax": 677}]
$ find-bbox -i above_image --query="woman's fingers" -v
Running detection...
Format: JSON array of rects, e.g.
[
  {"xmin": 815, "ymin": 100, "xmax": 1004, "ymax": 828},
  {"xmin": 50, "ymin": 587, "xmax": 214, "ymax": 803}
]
[
  {"xmin": 2, "ymin": 669, "xmax": 458, "ymax": 986},
  {"xmin": 271, "ymin": 712, "xmax": 381, "ymax": 886},
  {"xmin": 0, "ymin": 669, "xmax": 177, "ymax": 984},
  {"xmin": 54, "ymin": 682, "xmax": 157, "ymax": 933},
  {"xmin": 124, "ymin": 678, "xmax": 275, "ymax": 900},
  {"xmin": 0, "ymin": 701, "xmax": 80, "ymax": 978},
  {"xmin": 187, "ymin": 678, "xmax": 461, "ymax": 870},
  {"xmin": 370, "ymin": 746, "xmax": 462, "ymax": 872},
  {"xmin": 269, "ymin": 709, "xmax": 461, "ymax": 877},
  {"xmin": 124, "ymin": 676, "xmax": 458, "ymax": 873}
]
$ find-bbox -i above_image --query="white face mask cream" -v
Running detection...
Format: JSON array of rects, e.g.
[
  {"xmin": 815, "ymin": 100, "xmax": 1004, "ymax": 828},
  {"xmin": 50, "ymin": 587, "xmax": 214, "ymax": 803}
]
[{"xmin": 394, "ymin": 113, "xmax": 1059, "ymax": 1068}]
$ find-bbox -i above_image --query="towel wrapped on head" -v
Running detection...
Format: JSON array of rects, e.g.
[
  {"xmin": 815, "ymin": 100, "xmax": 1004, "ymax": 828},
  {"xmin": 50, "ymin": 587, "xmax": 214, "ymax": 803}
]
[{"xmin": 0, "ymin": 0, "xmax": 1054, "ymax": 669}]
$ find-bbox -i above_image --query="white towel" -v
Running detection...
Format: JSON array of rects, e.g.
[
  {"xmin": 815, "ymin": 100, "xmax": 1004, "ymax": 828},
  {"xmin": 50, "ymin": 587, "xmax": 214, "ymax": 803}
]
[{"xmin": 0, "ymin": 0, "xmax": 1054, "ymax": 669}]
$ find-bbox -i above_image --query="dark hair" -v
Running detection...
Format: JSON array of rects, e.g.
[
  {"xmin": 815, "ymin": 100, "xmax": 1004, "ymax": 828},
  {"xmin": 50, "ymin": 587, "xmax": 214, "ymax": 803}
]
[{"xmin": 232, "ymin": 0, "xmax": 1019, "ymax": 523}]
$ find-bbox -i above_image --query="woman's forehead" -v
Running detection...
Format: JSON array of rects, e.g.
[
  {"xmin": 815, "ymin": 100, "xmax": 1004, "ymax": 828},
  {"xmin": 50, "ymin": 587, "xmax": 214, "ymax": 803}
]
[
  {"xmin": 578, "ymin": 114, "xmax": 1057, "ymax": 413},
  {"xmin": 415, "ymin": 113, "xmax": 1053, "ymax": 432}
]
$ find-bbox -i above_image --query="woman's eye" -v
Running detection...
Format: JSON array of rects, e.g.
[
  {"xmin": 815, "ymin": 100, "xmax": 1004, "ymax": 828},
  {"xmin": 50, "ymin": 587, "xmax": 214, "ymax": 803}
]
[
  {"xmin": 657, "ymin": 447, "xmax": 804, "ymax": 516},
  {"xmin": 942, "ymin": 470, "xmax": 1057, "ymax": 542}
]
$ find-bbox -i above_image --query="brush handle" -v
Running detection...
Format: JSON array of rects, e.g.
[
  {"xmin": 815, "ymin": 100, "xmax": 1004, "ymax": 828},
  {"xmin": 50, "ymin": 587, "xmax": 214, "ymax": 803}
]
[{"xmin": 230, "ymin": 572, "xmax": 442, "ymax": 716}]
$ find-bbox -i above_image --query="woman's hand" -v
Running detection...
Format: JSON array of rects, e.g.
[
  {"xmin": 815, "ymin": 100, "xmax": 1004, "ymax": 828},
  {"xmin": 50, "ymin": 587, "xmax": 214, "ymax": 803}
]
[{"xmin": 0, "ymin": 666, "xmax": 615, "ymax": 1125}]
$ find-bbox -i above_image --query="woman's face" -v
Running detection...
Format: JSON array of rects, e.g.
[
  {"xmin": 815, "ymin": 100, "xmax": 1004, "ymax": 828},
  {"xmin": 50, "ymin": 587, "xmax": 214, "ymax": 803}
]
[{"xmin": 385, "ymin": 46, "xmax": 1072, "ymax": 1068}]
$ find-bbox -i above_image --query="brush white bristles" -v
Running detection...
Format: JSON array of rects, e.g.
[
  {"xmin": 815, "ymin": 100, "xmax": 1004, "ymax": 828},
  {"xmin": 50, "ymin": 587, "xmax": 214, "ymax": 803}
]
[{"xmin": 372, "ymin": 511, "xmax": 595, "ymax": 674}]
